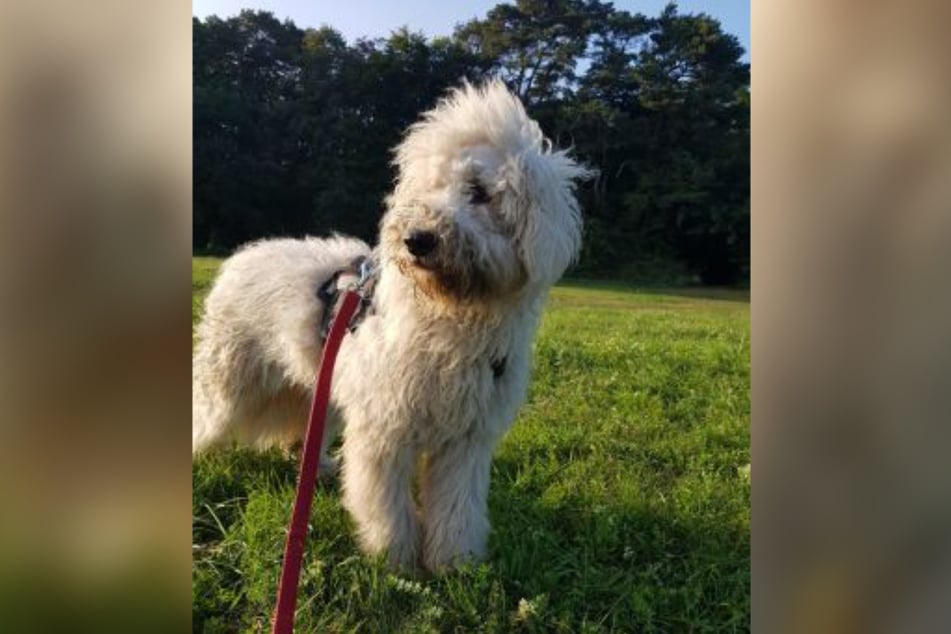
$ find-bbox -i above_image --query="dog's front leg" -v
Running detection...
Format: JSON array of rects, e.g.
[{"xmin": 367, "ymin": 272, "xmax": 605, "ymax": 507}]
[
  {"xmin": 421, "ymin": 434, "xmax": 495, "ymax": 571},
  {"xmin": 340, "ymin": 431, "xmax": 419, "ymax": 570}
]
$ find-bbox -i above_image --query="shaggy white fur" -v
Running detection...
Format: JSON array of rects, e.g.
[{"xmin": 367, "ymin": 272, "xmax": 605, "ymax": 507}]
[{"xmin": 193, "ymin": 80, "xmax": 589, "ymax": 571}]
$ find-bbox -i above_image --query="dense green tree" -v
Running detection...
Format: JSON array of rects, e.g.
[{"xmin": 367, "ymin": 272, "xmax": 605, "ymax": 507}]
[
  {"xmin": 193, "ymin": 3, "xmax": 750, "ymax": 284},
  {"xmin": 454, "ymin": 0, "xmax": 611, "ymax": 105},
  {"xmin": 564, "ymin": 3, "xmax": 749, "ymax": 281},
  {"xmin": 631, "ymin": 5, "xmax": 749, "ymax": 283},
  {"xmin": 193, "ymin": 11, "xmax": 306, "ymax": 248}
]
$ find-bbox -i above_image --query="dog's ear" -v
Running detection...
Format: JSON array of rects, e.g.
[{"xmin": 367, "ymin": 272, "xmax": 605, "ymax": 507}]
[
  {"xmin": 514, "ymin": 147, "xmax": 593, "ymax": 284},
  {"xmin": 543, "ymin": 149, "xmax": 597, "ymax": 191}
]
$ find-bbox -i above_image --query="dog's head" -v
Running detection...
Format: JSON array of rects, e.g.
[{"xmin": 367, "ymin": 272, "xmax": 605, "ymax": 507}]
[{"xmin": 380, "ymin": 80, "xmax": 590, "ymax": 308}]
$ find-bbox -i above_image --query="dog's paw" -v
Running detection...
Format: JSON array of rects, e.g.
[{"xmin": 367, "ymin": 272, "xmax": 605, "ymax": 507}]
[
  {"xmin": 386, "ymin": 539, "xmax": 422, "ymax": 572},
  {"xmin": 422, "ymin": 544, "xmax": 486, "ymax": 573}
]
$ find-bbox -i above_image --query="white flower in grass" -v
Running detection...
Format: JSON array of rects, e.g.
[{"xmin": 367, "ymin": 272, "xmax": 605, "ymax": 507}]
[
  {"xmin": 514, "ymin": 594, "xmax": 548, "ymax": 624},
  {"xmin": 516, "ymin": 598, "xmax": 536, "ymax": 622},
  {"xmin": 388, "ymin": 575, "xmax": 425, "ymax": 595},
  {"xmin": 738, "ymin": 463, "xmax": 751, "ymax": 482}
]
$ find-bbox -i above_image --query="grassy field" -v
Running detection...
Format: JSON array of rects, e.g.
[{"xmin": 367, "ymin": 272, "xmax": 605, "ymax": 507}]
[{"xmin": 192, "ymin": 258, "xmax": 750, "ymax": 633}]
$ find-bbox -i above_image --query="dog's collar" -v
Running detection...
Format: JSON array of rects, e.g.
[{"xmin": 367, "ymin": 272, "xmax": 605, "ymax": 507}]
[{"xmin": 317, "ymin": 253, "xmax": 378, "ymax": 340}]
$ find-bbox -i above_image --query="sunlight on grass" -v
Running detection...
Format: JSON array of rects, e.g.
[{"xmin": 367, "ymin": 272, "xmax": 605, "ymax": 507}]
[{"xmin": 193, "ymin": 259, "xmax": 750, "ymax": 632}]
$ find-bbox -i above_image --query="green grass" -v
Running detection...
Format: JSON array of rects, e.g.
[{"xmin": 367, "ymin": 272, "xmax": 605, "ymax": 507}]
[{"xmin": 193, "ymin": 259, "xmax": 750, "ymax": 633}]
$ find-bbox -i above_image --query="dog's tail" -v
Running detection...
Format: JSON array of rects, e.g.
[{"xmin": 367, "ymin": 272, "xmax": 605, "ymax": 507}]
[{"xmin": 192, "ymin": 369, "xmax": 222, "ymax": 454}]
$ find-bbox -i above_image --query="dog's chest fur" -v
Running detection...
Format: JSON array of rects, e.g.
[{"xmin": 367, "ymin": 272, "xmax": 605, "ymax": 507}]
[{"xmin": 333, "ymin": 290, "xmax": 540, "ymax": 447}]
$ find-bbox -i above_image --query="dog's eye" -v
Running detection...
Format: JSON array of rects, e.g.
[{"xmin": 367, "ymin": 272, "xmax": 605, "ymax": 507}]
[{"xmin": 468, "ymin": 181, "xmax": 491, "ymax": 205}]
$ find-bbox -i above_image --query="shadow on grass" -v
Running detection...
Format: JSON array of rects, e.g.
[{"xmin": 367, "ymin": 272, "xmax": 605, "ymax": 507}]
[
  {"xmin": 559, "ymin": 277, "xmax": 750, "ymax": 304},
  {"xmin": 192, "ymin": 449, "xmax": 340, "ymax": 542},
  {"xmin": 487, "ymin": 454, "xmax": 750, "ymax": 629},
  {"xmin": 194, "ymin": 449, "xmax": 749, "ymax": 631}
]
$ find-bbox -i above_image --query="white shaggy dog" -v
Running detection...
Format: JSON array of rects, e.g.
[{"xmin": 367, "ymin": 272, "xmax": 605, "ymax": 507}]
[{"xmin": 193, "ymin": 81, "xmax": 589, "ymax": 571}]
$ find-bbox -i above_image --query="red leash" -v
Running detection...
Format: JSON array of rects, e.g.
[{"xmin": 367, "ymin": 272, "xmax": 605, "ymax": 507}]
[{"xmin": 271, "ymin": 289, "xmax": 362, "ymax": 634}]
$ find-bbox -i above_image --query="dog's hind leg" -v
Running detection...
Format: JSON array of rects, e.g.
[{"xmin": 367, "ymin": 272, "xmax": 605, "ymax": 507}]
[
  {"xmin": 246, "ymin": 387, "xmax": 342, "ymax": 477},
  {"xmin": 192, "ymin": 379, "xmax": 243, "ymax": 453},
  {"xmin": 192, "ymin": 331, "xmax": 274, "ymax": 453}
]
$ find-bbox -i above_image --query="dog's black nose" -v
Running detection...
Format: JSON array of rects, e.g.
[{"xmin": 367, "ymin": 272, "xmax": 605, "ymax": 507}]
[{"xmin": 404, "ymin": 230, "xmax": 438, "ymax": 257}]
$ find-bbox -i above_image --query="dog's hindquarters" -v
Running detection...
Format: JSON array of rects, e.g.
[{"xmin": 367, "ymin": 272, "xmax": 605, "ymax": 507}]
[{"xmin": 192, "ymin": 235, "xmax": 371, "ymax": 454}]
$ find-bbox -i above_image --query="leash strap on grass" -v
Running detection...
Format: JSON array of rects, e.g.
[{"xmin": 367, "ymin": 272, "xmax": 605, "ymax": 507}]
[{"xmin": 271, "ymin": 289, "xmax": 362, "ymax": 634}]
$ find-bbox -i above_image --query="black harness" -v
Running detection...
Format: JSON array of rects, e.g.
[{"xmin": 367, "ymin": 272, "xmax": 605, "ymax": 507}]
[{"xmin": 316, "ymin": 255, "xmax": 377, "ymax": 341}]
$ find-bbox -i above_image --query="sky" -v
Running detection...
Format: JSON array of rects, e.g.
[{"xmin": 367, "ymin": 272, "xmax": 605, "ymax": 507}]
[{"xmin": 192, "ymin": 0, "xmax": 750, "ymax": 61}]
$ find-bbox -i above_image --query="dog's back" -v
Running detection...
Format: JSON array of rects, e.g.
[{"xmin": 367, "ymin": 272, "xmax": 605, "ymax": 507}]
[{"xmin": 192, "ymin": 235, "xmax": 370, "ymax": 453}]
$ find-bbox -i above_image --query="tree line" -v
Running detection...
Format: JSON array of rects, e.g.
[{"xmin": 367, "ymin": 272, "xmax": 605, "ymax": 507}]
[{"xmin": 194, "ymin": 1, "xmax": 749, "ymax": 284}]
